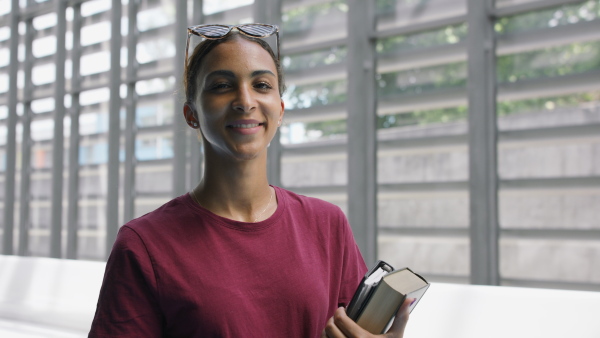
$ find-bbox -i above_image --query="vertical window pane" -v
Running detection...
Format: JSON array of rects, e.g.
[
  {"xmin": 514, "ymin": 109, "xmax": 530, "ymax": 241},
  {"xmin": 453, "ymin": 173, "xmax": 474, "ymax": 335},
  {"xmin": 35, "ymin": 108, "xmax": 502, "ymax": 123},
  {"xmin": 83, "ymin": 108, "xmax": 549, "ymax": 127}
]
[
  {"xmin": 81, "ymin": 21, "xmax": 111, "ymax": 46},
  {"xmin": 496, "ymin": 1, "xmax": 600, "ymax": 288},
  {"xmin": 203, "ymin": 0, "xmax": 253, "ymax": 15},
  {"xmin": 375, "ymin": 1, "xmax": 470, "ymax": 282}
]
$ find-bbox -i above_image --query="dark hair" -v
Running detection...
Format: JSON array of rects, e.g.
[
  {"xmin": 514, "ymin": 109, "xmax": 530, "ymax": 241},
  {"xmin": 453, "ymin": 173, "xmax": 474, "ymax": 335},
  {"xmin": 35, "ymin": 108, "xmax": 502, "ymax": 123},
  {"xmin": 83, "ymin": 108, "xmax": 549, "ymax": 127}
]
[{"xmin": 183, "ymin": 33, "xmax": 286, "ymax": 103}]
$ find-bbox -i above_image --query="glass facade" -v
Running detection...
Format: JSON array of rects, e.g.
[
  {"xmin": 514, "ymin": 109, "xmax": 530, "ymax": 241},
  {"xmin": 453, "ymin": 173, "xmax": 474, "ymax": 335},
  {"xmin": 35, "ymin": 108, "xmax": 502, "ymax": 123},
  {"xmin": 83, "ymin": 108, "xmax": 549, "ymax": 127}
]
[{"xmin": 0, "ymin": 0, "xmax": 599, "ymax": 291}]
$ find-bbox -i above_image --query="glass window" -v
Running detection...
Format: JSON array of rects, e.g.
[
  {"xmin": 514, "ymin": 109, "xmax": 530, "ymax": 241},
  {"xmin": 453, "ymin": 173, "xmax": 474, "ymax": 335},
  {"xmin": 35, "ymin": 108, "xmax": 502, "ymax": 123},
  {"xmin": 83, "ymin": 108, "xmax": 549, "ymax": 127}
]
[
  {"xmin": 0, "ymin": 73, "xmax": 8, "ymax": 93},
  {"xmin": 378, "ymin": 62, "xmax": 467, "ymax": 98},
  {"xmin": 0, "ymin": 48, "xmax": 10, "ymax": 67},
  {"xmin": 495, "ymin": 0, "xmax": 599, "ymax": 34},
  {"xmin": 282, "ymin": 0, "xmax": 348, "ymax": 46},
  {"xmin": 0, "ymin": 2, "xmax": 10, "ymax": 16},
  {"xmin": 0, "ymin": 149, "xmax": 5, "ymax": 171},
  {"xmin": 81, "ymin": 0, "xmax": 111, "ymax": 17},
  {"xmin": 32, "ymin": 36, "xmax": 57, "ymax": 58},
  {"xmin": 498, "ymin": 91, "xmax": 600, "ymax": 130},
  {"xmin": 137, "ymin": 7, "xmax": 175, "ymax": 32},
  {"xmin": 378, "ymin": 105, "xmax": 468, "ymax": 130},
  {"xmin": 374, "ymin": 0, "xmax": 471, "ymax": 284},
  {"xmin": 0, "ymin": 124, "xmax": 6, "ymax": 145},
  {"xmin": 376, "ymin": 0, "xmax": 467, "ymax": 31},
  {"xmin": 31, "ymin": 119, "xmax": 54, "ymax": 142},
  {"xmin": 81, "ymin": 21, "xmax": 111, "ymax": 46},
  {"xmin": 377, "ymin": 23, "xmax": 467, "ymax": 54},
  {"xmin": 0, "ymin": 26, "xmax": 10, "ymax": 41},
  {"xmin": 280, "ymin": 119, "xmax": 347, "ymax": 145},
  {"xmin": 283, "ymin": 46, "xmax": 347, "ymax": 72},
  {"xmin": 31, "ymin": 145, "xmax": 52, "ymax": 169},
  {"xmin": 136, "ymin": 135, "xmax": 174, "ymax": 161},
  {"xmin": 136, "ymin": 100, "xmax": 174, "ymax": 128},
  {"xmin": 135, "ymin": 76, "xmax": 174, "ymax": 96},
  {"xmin": 32, "ymin": 12, "xmax": 57, "ymax": 30},
  {"xmin": 496, "ymin": 0, "xmax": 600, "ymax": 290},
  {"xmin": 79, "ymin": 141, "xmax": 108, "ymax": 165},
  {"xmin": 81, "ymin": 51, "xmax": 111, "ymax": 76},
  {"xmin": 80, "ymin": 87, "xmax": 110, "ymax": 106},
  {"xmin": 80, "ymin": 112, "xmax": 109, "ymax": 135},
  {"xmin": 283, "ymin": 79, "xmax": 346, "ymax": 110},
  {"xmin": 498, "ymin": 41, "xmax": 600, "ymax": 83},
  {"xmin": 31, "ymin": 97, "xmax": 55, "ymax": 114},
  {"xmin": 204, "ymin": 0, "xmax": 253, "ymax": 15},
  {"xmin": 137, "ymin": 38, "xmax": 176, "ymax": 64},
  {"xmin": 32, "ymin": 63, "xmax": 56, "ymax": 85}
]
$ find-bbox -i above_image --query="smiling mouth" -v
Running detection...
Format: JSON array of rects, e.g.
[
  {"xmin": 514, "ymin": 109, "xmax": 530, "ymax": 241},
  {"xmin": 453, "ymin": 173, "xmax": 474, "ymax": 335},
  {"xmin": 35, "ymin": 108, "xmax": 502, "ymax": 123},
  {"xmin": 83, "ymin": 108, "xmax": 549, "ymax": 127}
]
[{"xmin": 227, "ymin": 123, "xmax": 264, "ymax": 128}]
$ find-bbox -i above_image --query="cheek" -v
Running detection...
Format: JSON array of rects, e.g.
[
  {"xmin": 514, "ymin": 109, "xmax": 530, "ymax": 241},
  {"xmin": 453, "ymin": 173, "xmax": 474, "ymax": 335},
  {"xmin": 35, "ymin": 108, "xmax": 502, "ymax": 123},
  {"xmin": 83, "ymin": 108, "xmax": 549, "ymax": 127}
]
[
  {"xmin": 199, "ymin": 87, "xmax": 234, "ymax": 110},
  {"xmin": 264, "ymin": 97, "xmax": 283, "ymax": 117},
  {"xmin": 199, "ymin": 95, "xmax": 223, "ymax": 117},
  {"xmin": 197, "ymin": 112, "xmax": 219, "ymax": 139},
  {"xmin": 196, "ymin": 103, "xmax": 222, "ymax": 140}
]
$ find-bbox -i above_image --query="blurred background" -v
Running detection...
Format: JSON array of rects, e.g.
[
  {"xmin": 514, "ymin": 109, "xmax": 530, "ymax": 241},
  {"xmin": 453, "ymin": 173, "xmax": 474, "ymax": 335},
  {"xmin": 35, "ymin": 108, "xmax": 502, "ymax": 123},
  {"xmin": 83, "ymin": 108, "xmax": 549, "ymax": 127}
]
[{"xmin": 0, "ymin": 0, "xmax": 599, "ymax": 291}]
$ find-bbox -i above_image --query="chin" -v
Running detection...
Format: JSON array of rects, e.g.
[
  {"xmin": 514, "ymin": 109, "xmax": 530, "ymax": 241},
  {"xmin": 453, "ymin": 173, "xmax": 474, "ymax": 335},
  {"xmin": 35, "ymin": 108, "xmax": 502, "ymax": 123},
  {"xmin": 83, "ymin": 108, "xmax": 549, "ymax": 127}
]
[{"xmin": 225, "ymin": 144, "xmax": 268, "ymax": 162}]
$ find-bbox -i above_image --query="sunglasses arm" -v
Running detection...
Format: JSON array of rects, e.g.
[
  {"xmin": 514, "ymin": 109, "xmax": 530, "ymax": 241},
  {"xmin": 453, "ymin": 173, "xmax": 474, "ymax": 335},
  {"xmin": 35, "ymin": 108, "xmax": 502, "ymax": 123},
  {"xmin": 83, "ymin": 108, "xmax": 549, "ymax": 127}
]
[
  {"xmin": 276, "ymin": 32, "xmax": 280, "ymax": 63},
  {"xmin": 184, "ymin": 32, "xmax": 192, "ymax": 71}
]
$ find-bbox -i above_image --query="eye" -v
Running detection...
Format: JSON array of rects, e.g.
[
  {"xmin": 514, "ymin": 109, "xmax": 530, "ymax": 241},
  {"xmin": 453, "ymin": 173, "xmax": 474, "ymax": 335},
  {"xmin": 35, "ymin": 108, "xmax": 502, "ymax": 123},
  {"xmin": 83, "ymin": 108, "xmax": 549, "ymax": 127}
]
[
  {"xmin": 254, "ymin": 81, "xmax": 273, "ymax": 91},
  {"xmin": 206, "ymin": 81, "xmax": 232, "ymax": 92}
]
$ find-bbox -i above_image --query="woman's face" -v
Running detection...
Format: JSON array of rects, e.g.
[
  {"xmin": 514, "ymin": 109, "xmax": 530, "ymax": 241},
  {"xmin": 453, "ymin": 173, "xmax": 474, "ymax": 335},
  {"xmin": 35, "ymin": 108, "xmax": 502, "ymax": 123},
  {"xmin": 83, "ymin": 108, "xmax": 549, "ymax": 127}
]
[{"xmin": 192, "ymin": 36, "xmax": 284, "ymax": 161}]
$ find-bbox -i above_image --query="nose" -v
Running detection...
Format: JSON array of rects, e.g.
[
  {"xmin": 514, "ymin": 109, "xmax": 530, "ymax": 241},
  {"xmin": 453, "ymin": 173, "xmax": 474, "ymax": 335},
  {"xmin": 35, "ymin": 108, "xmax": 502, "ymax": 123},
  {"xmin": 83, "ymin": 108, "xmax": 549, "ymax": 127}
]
[{"xmin": 232, "ymin": 85, "xmax": 257, "ymax": 113}]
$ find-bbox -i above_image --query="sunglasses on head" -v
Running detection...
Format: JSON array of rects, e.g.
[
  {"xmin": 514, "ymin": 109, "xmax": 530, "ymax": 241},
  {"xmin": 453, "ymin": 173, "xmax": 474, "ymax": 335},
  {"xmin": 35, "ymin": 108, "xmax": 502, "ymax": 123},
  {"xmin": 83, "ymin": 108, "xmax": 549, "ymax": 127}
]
[{"xmin": 184, "ymin": 23, "xmax": 280, "ymax": 71}]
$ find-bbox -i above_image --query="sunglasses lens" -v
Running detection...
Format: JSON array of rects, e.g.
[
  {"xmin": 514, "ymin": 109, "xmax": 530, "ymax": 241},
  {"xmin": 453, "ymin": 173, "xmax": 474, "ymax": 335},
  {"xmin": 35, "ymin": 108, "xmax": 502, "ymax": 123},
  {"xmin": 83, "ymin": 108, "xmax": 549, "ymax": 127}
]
[
  {"xmin": 238, "ymin": 24, "xmax": 277, "ymax": 37},
  {"xmin": 193, "ymin": 25, "xmax": 231, "ymax": 38}
]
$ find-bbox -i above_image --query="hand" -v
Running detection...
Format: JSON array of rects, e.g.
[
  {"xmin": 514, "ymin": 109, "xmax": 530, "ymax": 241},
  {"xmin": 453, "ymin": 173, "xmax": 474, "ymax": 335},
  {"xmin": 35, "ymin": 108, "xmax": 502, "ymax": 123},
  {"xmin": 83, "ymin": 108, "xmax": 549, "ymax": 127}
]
[{"xmin": 321, "ymin": 298, "xmax": 413, "ymax": 338}]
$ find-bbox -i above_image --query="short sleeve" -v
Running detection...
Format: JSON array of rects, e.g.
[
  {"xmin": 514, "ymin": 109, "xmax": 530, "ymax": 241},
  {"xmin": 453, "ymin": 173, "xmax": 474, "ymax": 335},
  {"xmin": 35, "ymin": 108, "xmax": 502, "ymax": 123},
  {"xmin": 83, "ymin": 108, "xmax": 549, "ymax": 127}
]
[
  {"xmin": 336, "ymin": 214, "xmax": 368, "ymax": 307},
  {"xmin": 89, "ymin": 226, "xmax": 163, "ymax": 337}
]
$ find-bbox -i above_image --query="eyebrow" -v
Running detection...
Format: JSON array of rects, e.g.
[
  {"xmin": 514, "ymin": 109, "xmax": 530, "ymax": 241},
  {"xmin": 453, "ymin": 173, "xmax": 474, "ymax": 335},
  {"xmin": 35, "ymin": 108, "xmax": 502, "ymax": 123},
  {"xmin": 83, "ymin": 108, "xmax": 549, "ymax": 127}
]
[
  {"xmin": 205, "ymin": 69, "xmax": 276, "ymax": 79},
  {"xmin": 251, "ymin": 70, "xmax": 276, "ymax": 77},
  {"xmin": 205, "ymin": 70, "xmax": 235, "ymax": 78}
]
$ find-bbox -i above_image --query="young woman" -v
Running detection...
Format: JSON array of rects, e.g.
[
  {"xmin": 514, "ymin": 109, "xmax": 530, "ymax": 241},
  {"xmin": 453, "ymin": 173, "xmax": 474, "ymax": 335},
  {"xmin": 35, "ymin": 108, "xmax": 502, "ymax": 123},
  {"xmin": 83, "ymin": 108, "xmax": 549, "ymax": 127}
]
[{"xmin": 89, "ymin": 24, "xmax": 412, "ymax": 338}]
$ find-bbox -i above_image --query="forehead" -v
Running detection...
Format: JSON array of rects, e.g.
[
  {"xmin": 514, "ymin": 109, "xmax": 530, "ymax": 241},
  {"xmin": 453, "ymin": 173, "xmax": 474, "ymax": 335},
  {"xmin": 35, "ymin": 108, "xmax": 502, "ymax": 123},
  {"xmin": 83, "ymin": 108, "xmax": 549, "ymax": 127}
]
[{"xmin": 198, "ymin": 36, "xmax": 278, "ymax": 76}]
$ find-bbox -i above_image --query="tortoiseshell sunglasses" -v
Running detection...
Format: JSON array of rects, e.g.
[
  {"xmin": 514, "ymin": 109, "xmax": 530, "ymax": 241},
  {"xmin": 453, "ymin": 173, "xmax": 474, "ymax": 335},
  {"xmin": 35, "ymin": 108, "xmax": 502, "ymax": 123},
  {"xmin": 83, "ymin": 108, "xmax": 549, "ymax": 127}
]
[{"xmin": 184, "ymin": 23, "xmax": 280, "ymax": 71}]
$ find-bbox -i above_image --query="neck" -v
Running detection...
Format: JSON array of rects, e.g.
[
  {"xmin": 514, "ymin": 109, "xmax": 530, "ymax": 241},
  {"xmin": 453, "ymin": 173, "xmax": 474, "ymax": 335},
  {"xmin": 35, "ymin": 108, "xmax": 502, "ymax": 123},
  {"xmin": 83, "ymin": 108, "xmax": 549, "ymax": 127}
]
[{"xmin": 192, "ymin": 145, "xmax": 274, "ymax": 222}]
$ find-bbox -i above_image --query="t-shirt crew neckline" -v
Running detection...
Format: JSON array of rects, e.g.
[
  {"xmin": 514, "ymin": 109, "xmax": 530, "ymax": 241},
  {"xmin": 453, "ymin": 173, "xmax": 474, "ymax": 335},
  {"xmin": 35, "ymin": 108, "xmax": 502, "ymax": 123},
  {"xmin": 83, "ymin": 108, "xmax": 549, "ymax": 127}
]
[{"xmin": 185, "ymin": 185, "xmax": 285, "ymax": 232}]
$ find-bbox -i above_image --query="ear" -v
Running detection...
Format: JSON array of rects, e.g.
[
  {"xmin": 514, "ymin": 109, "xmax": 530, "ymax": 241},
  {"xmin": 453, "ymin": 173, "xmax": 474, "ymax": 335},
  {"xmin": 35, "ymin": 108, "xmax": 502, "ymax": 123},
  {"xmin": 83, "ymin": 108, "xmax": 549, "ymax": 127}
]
[
  {"xmin": 183, "ymin": 101, "xmax": 200, "ymax": 129},
  {"xmin": 278, "ymin": 99, "xmax": 285, "ymax": 126}
]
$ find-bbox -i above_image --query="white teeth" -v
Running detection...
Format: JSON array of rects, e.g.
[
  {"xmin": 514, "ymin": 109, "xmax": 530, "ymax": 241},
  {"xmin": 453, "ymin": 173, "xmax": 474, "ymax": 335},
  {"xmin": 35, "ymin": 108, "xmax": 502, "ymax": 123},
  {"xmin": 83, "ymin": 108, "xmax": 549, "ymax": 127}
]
[{"xmin": 231, "ymin": 123, "xmax": 260, "ymax": 128}]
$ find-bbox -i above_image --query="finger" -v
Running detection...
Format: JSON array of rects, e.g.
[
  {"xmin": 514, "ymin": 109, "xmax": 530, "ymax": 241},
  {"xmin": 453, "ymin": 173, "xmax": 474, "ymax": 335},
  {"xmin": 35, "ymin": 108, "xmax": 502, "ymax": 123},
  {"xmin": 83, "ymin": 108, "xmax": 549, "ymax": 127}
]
[
  {"xmin": 323, "ymin": 312, "xmax": 347, "ymax": 338},
  {"xmin": 332, "ymin": 307, "xmax": 370, "ymax": 338},
  {"xmin": 386, "ymin": 297, "xmax": 414, "ymax": 337}
]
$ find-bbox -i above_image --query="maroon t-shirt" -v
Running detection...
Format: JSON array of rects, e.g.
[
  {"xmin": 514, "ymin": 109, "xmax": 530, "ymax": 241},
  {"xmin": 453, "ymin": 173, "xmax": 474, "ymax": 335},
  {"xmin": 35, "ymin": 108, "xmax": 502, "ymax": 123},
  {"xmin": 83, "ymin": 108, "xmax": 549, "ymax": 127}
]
[{"xmin": 89, "ymin": 186, "xmax": 367, "ymax": 337}]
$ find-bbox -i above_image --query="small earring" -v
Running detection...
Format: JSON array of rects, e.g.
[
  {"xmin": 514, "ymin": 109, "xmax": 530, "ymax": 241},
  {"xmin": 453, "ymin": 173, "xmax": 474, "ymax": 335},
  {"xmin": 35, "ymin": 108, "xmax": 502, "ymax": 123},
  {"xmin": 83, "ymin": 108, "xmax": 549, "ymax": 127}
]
[
  {"xmin": 277, "ymin": 120, "xmax": 281, "ymax": 126},
  {"xmin": 192, "ymin": 122, "xmax": 198, "ymax": 127}
]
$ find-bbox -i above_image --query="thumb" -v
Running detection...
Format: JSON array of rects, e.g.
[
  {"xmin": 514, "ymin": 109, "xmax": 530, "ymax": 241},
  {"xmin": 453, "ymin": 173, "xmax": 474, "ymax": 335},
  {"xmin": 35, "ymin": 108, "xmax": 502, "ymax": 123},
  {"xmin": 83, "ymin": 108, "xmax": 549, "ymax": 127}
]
[{"xmin": 385, "ymin": 297, "xmax": 414, "ymax": 337}]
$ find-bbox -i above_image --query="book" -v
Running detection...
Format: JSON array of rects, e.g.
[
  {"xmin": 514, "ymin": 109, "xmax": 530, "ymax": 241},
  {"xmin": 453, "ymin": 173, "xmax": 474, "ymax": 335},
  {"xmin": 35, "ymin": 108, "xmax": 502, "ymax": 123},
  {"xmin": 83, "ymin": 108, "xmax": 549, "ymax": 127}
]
[{"xmin": 346, "ymin": 260, "xmax": 429, "ymax": 334}]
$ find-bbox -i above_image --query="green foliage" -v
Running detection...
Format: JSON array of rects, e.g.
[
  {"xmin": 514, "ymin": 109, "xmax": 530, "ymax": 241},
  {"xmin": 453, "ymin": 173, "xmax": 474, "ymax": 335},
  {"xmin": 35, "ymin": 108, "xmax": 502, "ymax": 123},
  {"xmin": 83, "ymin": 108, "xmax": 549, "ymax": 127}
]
[
  {"xmin": 304, "ymin": 119, "xmax": 347, "ymax": 137},
  {"xmin": 497, "ymin": 92, "xmax": 600, "ymax": 116},
  {"xmin": 376, "ymin": 0, "xmax": 396, "ymax": 14},
  {"xmin": 293, "ymin": 91, "xmax": 600, "ymax": 138},
  {"xmin": 495, "ymin": 0, "xmax": 599, "ymax": 34},
  {"xmin": 284, "ymin": 0, "xmax": 600, "ymax": 139},
  {"xmin": 497, "ymin": 41, "xmax": 600, "ymax": 82},
  {"xmin": 283, "ymin": 80, "xmax": 347, "ymax": 110},
  {"xmin": 282, "ymin": 0, "xmax": 347, "ymax": 32},
  {"xmin": 378, "ymin": 106, "xmax": 468, "ymax": 129},
  {"xmin": 377, "ymin": 62, "xmax": 467, "ymax": 98},
  {"xmin": 377, "ymin": 24, "xmax": 468, "ymax": 54},
  {"xmin": 283, "ymin": 46, "xmax": 347, "ymax": 72}
]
